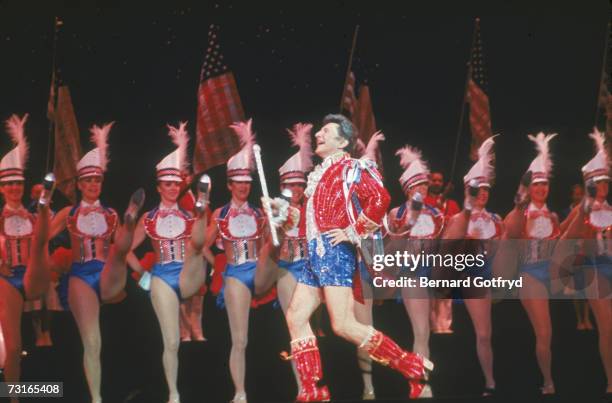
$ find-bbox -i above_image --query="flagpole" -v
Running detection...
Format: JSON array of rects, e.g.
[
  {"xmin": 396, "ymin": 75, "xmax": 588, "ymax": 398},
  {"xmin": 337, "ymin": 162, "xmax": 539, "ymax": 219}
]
[
  {"xmin": 449, "ymin": 17, "xmax": 480, "ymax": 184},
  {"xmin": 594, "ymin": 21, "xmax": 610, "ymax": 128},
  {"xmin": 339, "ymin": 25, "xmax": 360, "ymax": 112},
  {"xmin": 46, "ymin": 16, "xmax": 62, "ymax": 173}
]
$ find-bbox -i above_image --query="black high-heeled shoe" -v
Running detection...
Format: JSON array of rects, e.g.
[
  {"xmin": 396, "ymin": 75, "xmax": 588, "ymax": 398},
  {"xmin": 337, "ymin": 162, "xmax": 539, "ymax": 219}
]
[
  {"xmin": 540, "ymin": 383, "xmax": 555, "ymax": 396},
  {"xmin": 482, "ymin": 386, "xmax": 496, "ymax": 397}
]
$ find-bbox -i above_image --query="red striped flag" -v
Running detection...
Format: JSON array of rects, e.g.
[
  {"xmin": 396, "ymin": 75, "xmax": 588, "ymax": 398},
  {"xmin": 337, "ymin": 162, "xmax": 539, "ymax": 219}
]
[
  {"xmin": 467, "ymin": 19, "xmax": 493, "ymax": 162},
  {"xmin": 193, "ymin": 25, "xmax": 245, "ymax": 173},
  {"xmin": 340, "ymin": 71, "xmax": 383, "ymax": 172},
  {"xmin": 52, "ymin": 86, "xmax": 82, "ymax": 203},
  {"xmin": 355, "ymin": 85, "xmax": 383, "ymax": 172},
  {"xmin": 598, "ymin": 71, "xmax": 612, "ymax": 157},
  {"xmin": 341, "ymin": 71, "xmax": 358, "ymax": 117}
]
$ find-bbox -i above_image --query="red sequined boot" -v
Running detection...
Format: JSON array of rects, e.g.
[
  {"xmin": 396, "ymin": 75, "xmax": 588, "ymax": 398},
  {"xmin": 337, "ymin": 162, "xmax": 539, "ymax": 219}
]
[
  {"xmin": 283, "ymin": 336, "xmax": 330, "ymax": 402},
  {"xmin": 363, "ymin": 330, "xmax": 434, "ymax": 399}
]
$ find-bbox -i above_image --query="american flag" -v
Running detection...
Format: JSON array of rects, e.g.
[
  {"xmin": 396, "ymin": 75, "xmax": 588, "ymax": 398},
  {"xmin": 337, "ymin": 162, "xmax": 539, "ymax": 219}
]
[
  {"xmin": 597, "ymin": 23, "xmax": 611, "ymax": 155},
  {"xmin": 340, "ymin": 63, "xmax": 383, "ymax": 172},
  {"xmin": 52, "ymin": 85, "xmax": 82, "ymax": 204},
  {"xmin": 193, "ymin": 24, "xmax": 245, "ymax": 174},
  {"xmin": 599, "ymin": 70, "xmax": 612, "ymax": 157},
  {"xmin": 341, "ymin": 71, "xmax": 358, "ymax": 117},
  {"xmin": 466, "ymin": 19, "xmax": 493, "ymax": 162}
]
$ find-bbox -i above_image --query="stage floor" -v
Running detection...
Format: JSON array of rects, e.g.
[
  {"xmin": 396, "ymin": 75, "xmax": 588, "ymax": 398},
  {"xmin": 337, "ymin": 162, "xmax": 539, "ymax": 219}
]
[{"xmin": 3, "ymin": 279, "xmax": 610, "ymax": 403}]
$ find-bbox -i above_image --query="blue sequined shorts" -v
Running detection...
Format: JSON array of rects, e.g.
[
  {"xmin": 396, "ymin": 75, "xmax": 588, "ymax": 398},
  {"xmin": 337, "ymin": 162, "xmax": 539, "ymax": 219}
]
[
  {"xmin": 217, "ymin": 261, "xmax": 256, "ymax": 308},
  {"xmin": 299, "ymin": 236, "xmax": 356, "ymax": 288},
  {"xmin": 278, "ymin": 259, "xmax": 306, "ymax": 281},
  {"xmin": 152, "ymin": 261, "xmax": 183, "ymax": 300},
  {"xmin": 520, "ymin": 260, "xmax": 551, "ymax": 285},
  {"xmin": 573, "ymin": 256, "xmax": 612, "ymax": 295},
  {"xmin": 0, "ymin": 265, "xmax": 26, "ymax": 298},
  {"xmin": 58, "ymin": 260, "xmax": 104, "ymax": 310}
]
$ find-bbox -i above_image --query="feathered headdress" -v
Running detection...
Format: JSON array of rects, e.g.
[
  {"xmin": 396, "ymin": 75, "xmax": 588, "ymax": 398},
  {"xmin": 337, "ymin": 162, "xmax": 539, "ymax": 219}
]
[
  {"xmin": 464, "ymin": 135, "xmax": 498, "ymax": 187},
  {"xmin": 396, "ymin": 145, "xmax": 429, "ymax": 193},
  {"xmin": 89, "ymin": 122, "xmax": 113, "ymax": 171},
  {"xmin": 526, "ymin": 132, "xmax": 557, "ymax": 183},
  {"xmin": 76, "ymin": 121, "xmax": 114, "ymax": 179},
  {"xmin": 227, "ymin": 118, "xmax": 256, "ymax": 181},
  {"xmin": 582, "ymin": 127, "xmax": 609, "ymax": 182},
  {"xmin": 156, "ymin": 121, "xmax": 190, "ymax": 182},
  {"xmin": 279, "ymin": 122, "xmax": 314, "ymax": 184},
  {"xmin": 0, "ymin": 113, "xmax": 29, "ymax": 182}
]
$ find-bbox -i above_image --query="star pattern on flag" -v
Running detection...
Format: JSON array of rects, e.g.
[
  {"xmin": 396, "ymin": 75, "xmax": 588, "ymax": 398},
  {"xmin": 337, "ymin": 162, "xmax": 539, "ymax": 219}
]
[
  {"xmin": 470, "ymin": 22, "xmax": 488, "ymax": 90},
  {"xmin": 201, "ymin": 24, "xmax": 228, "ymax": 81}
]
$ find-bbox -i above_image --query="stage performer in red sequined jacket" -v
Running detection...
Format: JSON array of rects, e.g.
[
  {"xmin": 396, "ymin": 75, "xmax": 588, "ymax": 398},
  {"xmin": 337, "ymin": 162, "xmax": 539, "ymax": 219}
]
[{"xmin": 283, "ymin": 114, "xmax": 434, "ymax": 401}]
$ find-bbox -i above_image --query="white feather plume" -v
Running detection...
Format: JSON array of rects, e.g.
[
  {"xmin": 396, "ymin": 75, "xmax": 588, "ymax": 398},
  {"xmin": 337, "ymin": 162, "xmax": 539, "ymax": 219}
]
[
  {"xmin": 4, "ymin": 113, "xmax": 29, "ymax": 167},
  {"xmin": 230, "ymin": 118, "xmax": 256, "ymax": 169},
  {"xmin": 476, "ymin": 134, "xmax": 499, "ymax": 182},
  {"xmin": 166, "ymin": 121, "xmax": 190, "ymax": 172},
  {"xmin": 589, "ymin": 127, "xmax": 606, "ymax": 154},
  {"xmin": 527, "ymin": 132, "xmax": 557, "ymax": 174},
  {"xmin": 288, "ymin": 122, "xmax": 313, "ymax": 172},
  {"xmin": 395, "ymin": 145, "xmax": 428, "ymax": 171},
  {"xmin": 89, "ymin": 121, "xmax": 114, "ymax": 171}
]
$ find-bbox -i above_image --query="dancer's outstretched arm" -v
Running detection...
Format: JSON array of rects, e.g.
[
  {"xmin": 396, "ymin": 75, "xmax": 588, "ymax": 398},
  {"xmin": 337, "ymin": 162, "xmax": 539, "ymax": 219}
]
[
  {"xmin": 202, "ymin": 211, "xmax": 219, "ymax": 267},
  {"xmin": 49, "ymin": 206, "xmax": 70, "ymax": 239},
  {"xmin": 126, "ymin": 216, "xmax": 147, "ymax": 273}
]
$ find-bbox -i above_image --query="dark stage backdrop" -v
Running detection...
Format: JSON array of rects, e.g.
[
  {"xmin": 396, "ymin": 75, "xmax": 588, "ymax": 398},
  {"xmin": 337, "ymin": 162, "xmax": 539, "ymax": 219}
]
[
  {"xmin": 0, "ymin": 3, "xmax": 611, "ymax": 403},
  {"xmin": 0, "ymin": 1, "xmax": 609, "ymax": 216}
]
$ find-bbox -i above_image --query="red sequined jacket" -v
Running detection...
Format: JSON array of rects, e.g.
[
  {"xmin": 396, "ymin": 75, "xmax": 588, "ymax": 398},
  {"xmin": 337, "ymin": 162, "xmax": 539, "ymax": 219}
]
[{"xmin": 300, "ymin": 153, "xmax": 390, "ymax": 243}]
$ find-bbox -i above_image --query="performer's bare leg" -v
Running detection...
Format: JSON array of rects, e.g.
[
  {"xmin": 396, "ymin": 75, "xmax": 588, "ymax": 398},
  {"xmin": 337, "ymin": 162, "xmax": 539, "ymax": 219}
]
[
  {"xmin": 464, "ymin": 298, "xmax": 495, "ymax": 390},
  {"xmin": 100, "ymin": 189, "xmax": 145, "ymax": 300},
  {"xmin": 0, "ymin": 282, "xmax": 24, "ymax": 403},
  {"xmin": 574, "ymin": 300, "xmax": 593, "ymax": 329},
  {"xmin": 32, "ymin": 309, "xmax": 53, "ymax": 347},
  {"xmin": 286, "ymin": 283, "xmax": 322, "ymax": 340},
  {"xmin": 401, "ymin": 288, "xmax": 431, "ymax": 359},
  {"xmin": 308, "ymin": 286, "xmax": 433, "ymax": 399},
  {"xmin": 150, "ymin": 277, "xmax": 181, "ymax": 403},
  {"xmin": 254, "ymin": 238, "xmax": 281, "ymax": 296},
  {"xmin": 586, "ymin": 270, "xmax": 612, "ymax": 392},
  {"xmin": 431, "ymin": 299, "xmax": 453, "ymax": 333},
  {"xmin": 224, "ymin": 278, "xmax": 253, "ymax": 401},
  {"xmin": 189, "ymin": 295, "xmax": 205, "ymax": 340},
  {"xmin": 24, "ymin": 204, "xmax": 51, "ymax": 300},
  {"xmin": 179, "ymin": 300, "xmax": 191, "ymax": 341},
  {"xmin": 68, "ymin": 278, "xmax": 102, "ymax": 403},
  {"xmin": 520, "ymin": 275, "xmax": 554, "ymax": 393},
  {"xmin": 322, "ymin": 287, "xmax": 376, "ymax": 344},
  {"xmin": 0, "ymin": 320, "xmax": 6, "ymax": 369},
  {"xmin": 276, "ymin": 270, "xmax": 302, "ymax": 394},
  {"xmin": 354, "ymin": 289, "xmax": 375, "ymax": 399},
  {"xmin": 178, "ymin": 212, "xmax": 207, "ymax": 299}
]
